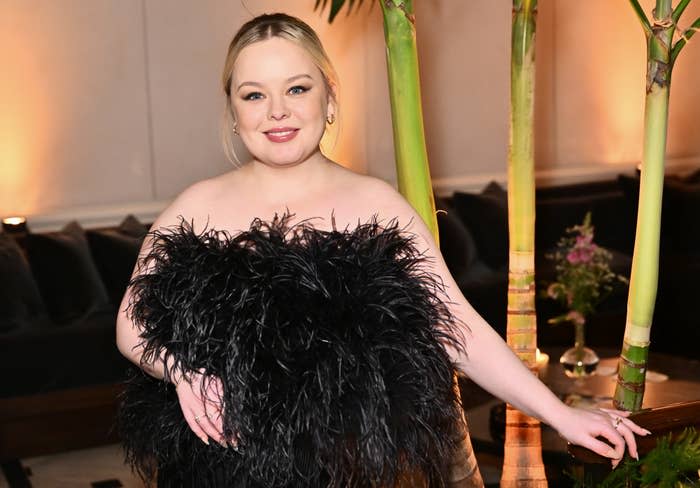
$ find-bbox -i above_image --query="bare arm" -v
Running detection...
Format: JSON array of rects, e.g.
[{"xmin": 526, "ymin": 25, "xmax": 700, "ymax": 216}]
[
  {"xmin": 375, "ymin": 182, "xmax": 648, "ymax": 464},
  {"xmin": 115, "ymin": 183, "xmax": 226, "ymax": 446}
]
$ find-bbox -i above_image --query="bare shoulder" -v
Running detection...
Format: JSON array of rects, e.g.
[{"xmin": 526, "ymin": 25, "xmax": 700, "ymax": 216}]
[
  {"xmin": 328, "ymin": 169, "xmax": 431, "ymax": 239},
  {"xmin": 345, "ymin": 175, "xmax": 420, "ymax": 223},
  {"xmin": 150, "ymin": 171, "xmax": 238, "ymax": 232}
]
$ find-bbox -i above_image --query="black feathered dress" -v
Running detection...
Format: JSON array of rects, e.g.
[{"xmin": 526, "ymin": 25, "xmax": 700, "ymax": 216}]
[{"xmin": 118, "ymin": 214, "xmax": 466, "ymax": 488}]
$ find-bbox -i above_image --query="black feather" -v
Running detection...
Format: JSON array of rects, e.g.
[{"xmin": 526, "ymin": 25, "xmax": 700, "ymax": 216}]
[{"xmin": 118, "ymin": 214, "xmax": 467, "ymax": 487}]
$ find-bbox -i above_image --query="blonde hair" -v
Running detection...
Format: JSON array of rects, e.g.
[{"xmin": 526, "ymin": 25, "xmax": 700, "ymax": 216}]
[{"xmin": 221, "ymin": 13, "xmax": 339, "ymax": 167}]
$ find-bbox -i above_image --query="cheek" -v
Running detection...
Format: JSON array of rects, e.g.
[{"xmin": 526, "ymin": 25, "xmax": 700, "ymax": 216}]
[{"xmin": 232, "ymin": 103, "xmax": 263, "ymax": 129}]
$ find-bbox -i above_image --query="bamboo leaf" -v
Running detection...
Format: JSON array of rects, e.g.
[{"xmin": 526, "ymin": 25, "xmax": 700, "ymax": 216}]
[
  {"xmin": 629, "ymin": 0, "xmax": 653, "ymax": 36},
  {"xmin": 672, "ymin": 0, "xmax": 691, "ymax": 23},
  {"xmin": 329, "ymin": 0, "xmax": 346, "ymax": 22},
  {"xmin": 671, "ymin": 15, "xmax": 700, "ymax": 62},
  {"xmin": 314, "ymin": 0, "xmax": 368, "ymax": 23}
]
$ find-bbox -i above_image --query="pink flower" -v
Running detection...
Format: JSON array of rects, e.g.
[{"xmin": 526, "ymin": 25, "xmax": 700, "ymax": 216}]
[
  {"xmin": 567, "ymin": 249, "xmax": 582, "ymax": 264},
  {"xmin": 566, "ymin": 310, "xmax": 585, "ymax": 326},
  {"xmin": 575, "ymin": 234, "xmax": 593, "ymax": 247}
]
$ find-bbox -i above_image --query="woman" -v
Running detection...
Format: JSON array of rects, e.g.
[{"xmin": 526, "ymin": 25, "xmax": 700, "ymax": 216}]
[{"xmin": 116, "ymin": 12, "xmax": 647, "ymax": 487}]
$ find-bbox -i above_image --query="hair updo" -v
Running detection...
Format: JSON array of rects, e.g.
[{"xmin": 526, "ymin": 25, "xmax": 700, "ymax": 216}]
[{"xmin": 221, "ymin": 13, "xmax": 339, "ymax": 166}]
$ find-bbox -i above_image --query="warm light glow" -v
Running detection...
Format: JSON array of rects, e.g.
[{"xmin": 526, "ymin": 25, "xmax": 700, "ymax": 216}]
[
  {"xmin": 535, "ymin": 348, "xmax": 549, "ymax": 379},
  {"xmin": 312, "ymin": 15, "xmax": 369, "ymax": 173},
  {"xmin": 0, "ymin": 7, "xmax": 50, "ymax": 216},
  {"xmin": 2, "ymin": 216, "xmax": 26, "ymax": 226}
]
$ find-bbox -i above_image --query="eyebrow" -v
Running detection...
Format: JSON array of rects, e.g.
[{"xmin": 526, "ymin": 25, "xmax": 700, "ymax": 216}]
[{"xmin": 236, "ymin": 74, "xmax": 314, "ymax": 92}]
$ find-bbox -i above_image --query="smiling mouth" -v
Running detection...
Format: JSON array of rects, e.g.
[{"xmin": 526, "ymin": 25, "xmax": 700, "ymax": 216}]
[{"xmin": 264, "ymin": 128, "xmax": 299, "ymax": 142}]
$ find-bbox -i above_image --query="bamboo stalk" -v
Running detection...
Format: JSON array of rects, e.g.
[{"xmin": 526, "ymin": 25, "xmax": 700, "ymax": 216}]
[
  {"xmin": 501, "ymin": 0, "xmax": 547, "ymax": 486},
  {"xmin": 379, "ymin": 2, "xmax": 482, "ymax": 485},
  {"xmin": 380, "ymin": 0, "xmax": 439, "ymax": 242},
  {"xmin": 614, "ymin": 0, "xmax": 674, "ymax": 412}
]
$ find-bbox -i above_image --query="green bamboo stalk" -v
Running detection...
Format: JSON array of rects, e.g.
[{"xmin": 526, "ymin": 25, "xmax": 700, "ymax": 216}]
[
  {"xmin": 501, "ymin": 1, "xmax": 547, "ymax": 486},
  {"xmin": 315, "ymin": 2, "xmax": 483, "ymax": 484},
  {"xmin": 380, "ymin": 0, "xmax": 439, "ymax": 242},
  {"xmin": 614, "ymin": 0, "xmax": 675, "ymax": 412}
]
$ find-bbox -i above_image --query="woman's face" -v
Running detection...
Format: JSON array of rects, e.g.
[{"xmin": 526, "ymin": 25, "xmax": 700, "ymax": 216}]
[{"xmin": 230, "ymin": 37, "xmax": 333, "ymax": 168}]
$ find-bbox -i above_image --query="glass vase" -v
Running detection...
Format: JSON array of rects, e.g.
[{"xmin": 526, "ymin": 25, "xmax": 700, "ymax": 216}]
[{"xmin": 559, "ymin": 319, "xmax": 599, "ymax": 378}]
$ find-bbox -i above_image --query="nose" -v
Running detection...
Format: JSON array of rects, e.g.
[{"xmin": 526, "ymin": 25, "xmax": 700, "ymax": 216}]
[{"xmin": 268, "ymin": 96, "xmax": 289, "ymax": 121}]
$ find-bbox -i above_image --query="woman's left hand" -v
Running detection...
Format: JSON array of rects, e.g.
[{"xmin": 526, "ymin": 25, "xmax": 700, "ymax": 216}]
[{"xmin": 553, "ymin": 406, "xmax": 651, "ymax": 468}]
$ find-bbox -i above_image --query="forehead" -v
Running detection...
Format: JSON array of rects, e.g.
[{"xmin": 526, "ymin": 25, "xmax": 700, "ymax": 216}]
[{"xmin": 233, "ymin": 37, "xmax": 322, "ymax": 83}]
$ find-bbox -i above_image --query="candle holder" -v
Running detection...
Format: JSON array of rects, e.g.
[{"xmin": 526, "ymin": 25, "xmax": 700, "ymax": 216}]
[{"xmin": 2, "ymin": 216, "xmax": 28, "ymax": 235}]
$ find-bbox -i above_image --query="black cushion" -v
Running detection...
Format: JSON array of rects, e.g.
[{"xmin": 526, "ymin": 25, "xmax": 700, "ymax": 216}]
[
  {"xmin": 435, "ymin": 197, "xmax": 479, "ymax": 284},
  {"xmin": 535, "ymin": 192, "xmax": 630, "ymax": 254},
  {"xmin": 662, "ymin": 179, "xmax": 700, "ymax": 253},
  {"xmin": 23, "ymin": 221, "xmax": 111, "ymax": 324},
  {"xmin": 451, "ymin": 182, "xmax": 509, "ymax": 270},
  {"xmin": 87, "ymin": 215, "xmax": 148, "ymax": 306},
  {"xmin": 0, "ymin": 234, "xmax": 50, "ymax": 333},
  {"xmin": 617, "ymin": 173, "xmax": 698, "ymax": 254}
]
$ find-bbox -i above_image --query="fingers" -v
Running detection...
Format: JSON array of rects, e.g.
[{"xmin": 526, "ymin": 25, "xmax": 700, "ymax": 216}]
[
  {"xmin": 608, "ymin": 416, "xmax": 640, "ymax": 461},
  {"xmin": 195, "ymin": 408, "xmax": 227, "ymax": 447},
  {"xmin": 581, "ymin": 436, "xmax": 624, "ymax": 468},
  {"xmin": 184, "ymin": 410, "xmax": 211, "ymax": 445},
  {"xmin": 176, "ymin": 372, "xmax": 228, "ymax": 447},
  {"xmin": 599, "ymin": 407, "xmax": 630, "ymax": 418}
]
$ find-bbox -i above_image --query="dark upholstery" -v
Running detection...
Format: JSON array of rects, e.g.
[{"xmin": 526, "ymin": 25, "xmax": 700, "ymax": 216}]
[
  {"xmin": 451, "ymin": 182, "xmax": 509, "ymax": 270},
  {"xmin": 440, "ymin": 172, "xmax": 700, "ymax": 359},
  {"xmin": 87, "ymin": 215, "xmax": 148, "ymax": 306},
  {"xmin": 0, "ymin": 216, "xmax": 148, "ymax": 399},
  {"xmin": 21, "ymin": 221, "xmax": 111, "ymax": 324},
  {"xmin": 0, "ymin": 235, "xmax": 50, "ymax": 334}
]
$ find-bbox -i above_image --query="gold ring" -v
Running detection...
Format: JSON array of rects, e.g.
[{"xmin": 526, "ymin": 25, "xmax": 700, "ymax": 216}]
[
  {"xmin": 613, "ymin": 417, "xmax": 622, "ymax": 429},
  {"xmin": 194, "ymin": 415, "xmax": 202, "ymax": 423}
]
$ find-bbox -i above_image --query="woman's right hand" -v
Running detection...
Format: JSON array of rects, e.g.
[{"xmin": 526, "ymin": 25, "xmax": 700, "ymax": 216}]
[{"xmin": 174, "ymin": 369, "xmax": 228, "ymax": 447}]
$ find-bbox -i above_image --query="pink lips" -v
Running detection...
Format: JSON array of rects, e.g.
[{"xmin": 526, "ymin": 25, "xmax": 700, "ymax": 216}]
[{"xmin": 264, "ymin": 127, "xmax": 299, "ymax": 143}]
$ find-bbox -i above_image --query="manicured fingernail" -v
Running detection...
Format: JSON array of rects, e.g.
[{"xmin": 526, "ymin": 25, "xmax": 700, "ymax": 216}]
[
  {"xmin": 607, "ymin": 449, "xmax": 617, "ymax": 458},
  {"xmin": 201, "ymin": 436, "xmax": 209, "ymax": 445},
  {"xmin": 634, "ymin": 453, "xmax": 639, "ymax": 461},
  {"xmin": 644, "ymin": 429, "xmax": 652, "ymax": 435}
]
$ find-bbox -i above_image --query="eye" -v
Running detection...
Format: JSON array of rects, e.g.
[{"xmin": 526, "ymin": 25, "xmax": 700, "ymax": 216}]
[
  {"xmin": 288, "ymin": 85, "xmax": 309, "ymax": 95},
  {"xmin": 243, "ymin": 91, "xmax": 263, "ymax": 101}
]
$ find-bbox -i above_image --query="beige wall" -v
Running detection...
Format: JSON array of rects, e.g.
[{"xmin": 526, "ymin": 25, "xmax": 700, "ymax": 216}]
[{"xmin": 1, "ymin": 1, "xmax": 699, "ymax": 229}]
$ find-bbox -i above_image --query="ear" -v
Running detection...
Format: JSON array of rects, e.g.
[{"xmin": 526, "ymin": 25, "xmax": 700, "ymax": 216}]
[{"xmin": 326, "ymin": 84, "xmax": 338, "ymax": 118}]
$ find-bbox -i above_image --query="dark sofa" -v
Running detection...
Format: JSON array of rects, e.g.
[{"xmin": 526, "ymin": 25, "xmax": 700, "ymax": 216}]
[
  {"xmin": 0, "ymin": 170, "xmax": 697, "ymax": 479},
  {"xmin": 437, "ymin": 169, "xmax": 700, "ymax": 360},
  {"xmin": 0, "ymin": 216, "xmax": 148, "ymax": 468}
]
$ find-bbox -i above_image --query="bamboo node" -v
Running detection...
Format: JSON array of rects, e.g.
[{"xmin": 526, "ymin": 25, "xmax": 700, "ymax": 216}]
[
  {"xmin": 619, "ymin": 355, "xmax": 647, "ymax": 370},
  {"xmin": 616, "ymin": 377, "xmax": 646, "ymax": 393}
]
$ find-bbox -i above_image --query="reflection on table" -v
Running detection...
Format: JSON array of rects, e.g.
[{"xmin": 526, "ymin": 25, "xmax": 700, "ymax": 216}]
[{"xmin": 462, "ymin": 347, "xmax": 700, "ymax": 460}]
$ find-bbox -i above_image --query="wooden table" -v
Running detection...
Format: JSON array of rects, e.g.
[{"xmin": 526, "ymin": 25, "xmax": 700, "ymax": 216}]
[{"xmin": 462, "ymin": 348, "xmax": 700, "ymax": 465}]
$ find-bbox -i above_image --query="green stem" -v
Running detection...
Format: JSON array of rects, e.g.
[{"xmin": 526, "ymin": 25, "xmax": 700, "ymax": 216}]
[
  {"xmin": 574, "ymin": 320, "xmax": 585, "ymax": 352},
  {"xmin": 380, "ymin": 0, "xmax": 439, "ymax": 242},
  {"xmin": 672, "ymin": 0, "xmax": 692, "ymax": 23},
  {"xmin": 508, "ymin": 0, "xmax": 537, "ymax": 255},
  {"xmin": 629, "ymin": 0, "xmax": 652, "ymax": 36},
  {"xmin": 614, "ymin": 0, "xmax": 673, "ymax": 411},
  {"xmin": 501, "ymin": 2, "xmax": 547, "ymax": 487},
  {"xmin": 671, "ymin": 16, "xmax": 700, "ymax": 63}
]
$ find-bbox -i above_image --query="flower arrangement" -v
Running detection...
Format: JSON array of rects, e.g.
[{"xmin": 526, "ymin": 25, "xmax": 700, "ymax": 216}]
[{"xmin": 544, "ymin": 212, "xmax": 628, "ymax": 326}]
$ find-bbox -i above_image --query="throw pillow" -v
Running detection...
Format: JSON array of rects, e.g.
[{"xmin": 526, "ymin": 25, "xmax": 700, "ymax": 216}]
[
  {"xmin": 451, "ymin": 182, "xmax": 509, "ymax": 270},
  {"xmin": 435, "ymin": 197, "xmax": 479, "ymax": 284},
  {"xmin": 0, "ymin": 234, "xmax": 49, "ymax": 333},
  {"xmin": 118, "ymin": 214, "xmax": 149, "ymax": 238},
  {"xmin": 24, "ymin": 221, "xmax": 111, "ymax": 324},
  {"xmin": 662, "ymin": 179, "xmax": 700, "ymax": 253},
  {"xmin": 87, "ymin": 215, "xmax": 148, "ymax": 306}
]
